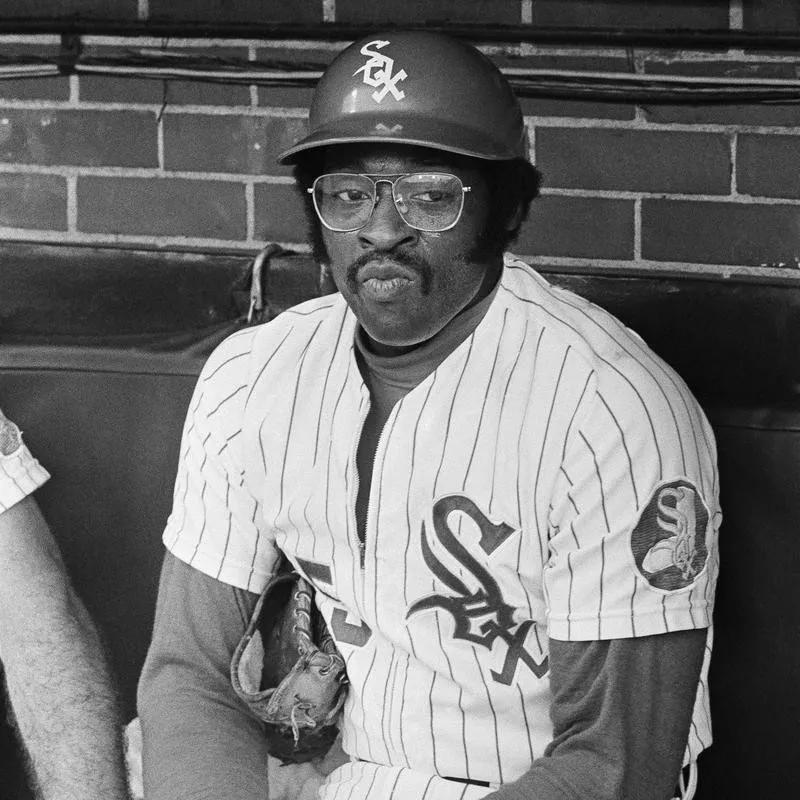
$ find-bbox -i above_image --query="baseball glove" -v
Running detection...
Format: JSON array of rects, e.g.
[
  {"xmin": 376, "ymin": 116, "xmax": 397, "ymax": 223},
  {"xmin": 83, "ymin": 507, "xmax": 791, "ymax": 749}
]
[{"xmin": 231, "ymin": 570, "xmax": 348, "ymax": 764}]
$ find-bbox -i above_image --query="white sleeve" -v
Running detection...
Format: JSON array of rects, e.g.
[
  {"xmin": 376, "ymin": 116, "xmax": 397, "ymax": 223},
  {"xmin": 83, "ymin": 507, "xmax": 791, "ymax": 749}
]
[
  {"xmin": 0, "ymin": 408, "xmax": 50, "ymax": 513},
  {"xmin": 544, "ymin": 358, "xmax": 721, "ymax": 642},
  {"xmin": 163, "ymin": 328, "xmax": 281, "ymax": 593}
]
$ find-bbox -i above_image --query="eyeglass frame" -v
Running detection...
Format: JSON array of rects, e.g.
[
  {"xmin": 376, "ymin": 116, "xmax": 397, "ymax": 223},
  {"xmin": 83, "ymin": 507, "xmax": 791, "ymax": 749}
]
[{"xmin": 307, "ymin": 172, "xmax": 473, "ymax": 233}]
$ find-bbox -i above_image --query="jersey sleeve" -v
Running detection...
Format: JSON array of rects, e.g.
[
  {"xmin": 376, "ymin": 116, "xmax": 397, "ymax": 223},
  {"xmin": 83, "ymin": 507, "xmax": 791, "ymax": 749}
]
[
  {"xmin": 163, "ymin": 328, "xmax": 281, "ymax": 593},
  {"xmin": 544, "ymin": 352, "xmax": 721, "ymax": 643},
  {"xmin": 0, "ymin": 408, "xmax": 50, "ymax": 513}
]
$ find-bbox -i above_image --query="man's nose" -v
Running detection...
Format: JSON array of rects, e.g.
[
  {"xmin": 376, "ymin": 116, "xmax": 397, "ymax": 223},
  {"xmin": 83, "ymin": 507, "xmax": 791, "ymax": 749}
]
[{"xmin": 358, "ymin": 184, "xmax": 417, "ymax": 250}]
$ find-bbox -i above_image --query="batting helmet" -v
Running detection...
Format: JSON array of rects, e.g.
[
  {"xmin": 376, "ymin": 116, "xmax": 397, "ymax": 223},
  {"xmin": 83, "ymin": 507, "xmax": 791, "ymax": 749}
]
[{"xmin": 278, "ymin": 31, "xmax": 528, "ymax": 164}]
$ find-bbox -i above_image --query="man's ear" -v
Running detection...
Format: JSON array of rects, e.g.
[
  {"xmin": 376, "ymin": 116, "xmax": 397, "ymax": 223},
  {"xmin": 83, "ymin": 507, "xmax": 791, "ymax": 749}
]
[{"xmin": 505, "ymin": 201, "xmax": 524, "ymax": 232}]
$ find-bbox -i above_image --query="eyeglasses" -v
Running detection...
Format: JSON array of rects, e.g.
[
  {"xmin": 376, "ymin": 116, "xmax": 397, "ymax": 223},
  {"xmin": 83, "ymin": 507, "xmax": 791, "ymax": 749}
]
[{"xmin": 308, "ymin": 172, "xmax": 472, "ymax": 233}]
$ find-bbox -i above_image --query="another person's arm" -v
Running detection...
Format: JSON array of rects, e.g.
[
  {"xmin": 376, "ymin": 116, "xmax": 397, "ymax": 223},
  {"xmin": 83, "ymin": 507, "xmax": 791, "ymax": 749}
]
[{"xmin": 0, "ymin": 494, "xmax": 129, "ymax": 800}]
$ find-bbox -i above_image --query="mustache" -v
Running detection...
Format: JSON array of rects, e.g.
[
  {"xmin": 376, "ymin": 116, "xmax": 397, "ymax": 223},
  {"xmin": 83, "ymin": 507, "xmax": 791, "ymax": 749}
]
[{"xmin": 346, "ymin": 250, "xmax": 432, "ymax": 295}]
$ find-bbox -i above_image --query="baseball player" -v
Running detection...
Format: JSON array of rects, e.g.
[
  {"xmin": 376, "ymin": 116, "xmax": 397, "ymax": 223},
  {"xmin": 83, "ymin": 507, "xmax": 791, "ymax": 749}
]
[
  {"xmin": 0, "ymin": 407, "xmax": 129, "ymax": 799},
  {"xmin": 138, "ymin": 32, "xmax": 720, "ymax": 800}
]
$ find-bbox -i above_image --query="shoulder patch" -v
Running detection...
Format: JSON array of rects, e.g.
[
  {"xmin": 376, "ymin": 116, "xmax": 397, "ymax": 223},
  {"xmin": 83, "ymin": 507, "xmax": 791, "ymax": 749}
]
[
  {"xmin": 0, "ymin": 410, "xmax": 22, "ymax": 456},
  {"xmin": 630, "ymin": 479, "xmax": 709, "ymax": 591}
]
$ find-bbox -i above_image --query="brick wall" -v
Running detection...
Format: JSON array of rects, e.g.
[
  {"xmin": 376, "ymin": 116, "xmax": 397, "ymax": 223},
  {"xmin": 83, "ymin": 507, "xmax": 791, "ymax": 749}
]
[{"xmin": 0, "ymin": 0, "xmax": 799, "ymax": 281}]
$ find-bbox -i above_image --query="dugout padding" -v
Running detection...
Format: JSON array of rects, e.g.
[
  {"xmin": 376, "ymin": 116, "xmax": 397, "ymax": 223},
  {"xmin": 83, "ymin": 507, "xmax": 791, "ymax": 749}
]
[{"xmin": 1, "ymin": 241, "xmax": 799, "ymax": 799}]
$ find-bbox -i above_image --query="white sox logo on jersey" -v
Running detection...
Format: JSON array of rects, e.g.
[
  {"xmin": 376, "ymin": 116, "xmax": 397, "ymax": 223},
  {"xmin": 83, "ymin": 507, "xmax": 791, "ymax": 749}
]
[
  {"xmin": 631, "ymin": 479, "xmax": 709, "ymax": 591},
  {"xmin": 407, "ymin": 495, "xmax": 548, "ymax": 685},
  {"xmin": 353, "ymin": 40, "xmax": 408, "ymax": 103}
]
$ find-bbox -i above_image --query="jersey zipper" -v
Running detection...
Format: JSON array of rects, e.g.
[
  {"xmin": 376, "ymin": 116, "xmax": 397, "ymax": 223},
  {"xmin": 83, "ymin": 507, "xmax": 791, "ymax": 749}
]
[
  {"xmin": 349, "ymin": 386, "xmax": 370, "ymax": 570},
  {"xmin": 362, "ymin": 410, "xmax": 395, "ymax": 569}
]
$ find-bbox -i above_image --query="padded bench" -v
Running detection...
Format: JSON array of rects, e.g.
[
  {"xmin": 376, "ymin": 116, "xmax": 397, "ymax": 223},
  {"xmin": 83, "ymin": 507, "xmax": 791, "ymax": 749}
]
[{"xmin": 1, "ymin": 241, "xmax": 799, "ymax": 799}]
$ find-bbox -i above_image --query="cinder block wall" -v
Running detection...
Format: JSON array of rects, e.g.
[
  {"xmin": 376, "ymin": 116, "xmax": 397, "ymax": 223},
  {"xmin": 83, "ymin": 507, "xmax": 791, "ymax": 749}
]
[{"xmin": 1, "ymin": 0, "xmax": 799, "ymax": 280}]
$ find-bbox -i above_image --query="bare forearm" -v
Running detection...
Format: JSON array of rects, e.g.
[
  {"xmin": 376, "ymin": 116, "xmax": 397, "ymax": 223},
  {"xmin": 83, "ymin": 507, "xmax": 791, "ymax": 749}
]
[
  {"xmin": 2, "ymin": 587, "xmax": 129, "ymax": 800},
  {"xmin": 0, "ymin": 496, "xmax": 128, "ymax": 800}
]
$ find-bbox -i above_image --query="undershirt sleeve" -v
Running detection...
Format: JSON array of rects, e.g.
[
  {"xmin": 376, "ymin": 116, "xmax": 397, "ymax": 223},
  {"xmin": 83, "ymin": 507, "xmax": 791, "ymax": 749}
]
[
  {"xmin": 484, "ymin": 629, "xmax": 706, "ymax": 800},
  {"xmin": 137, "ymin": 551, "xmax": 272, "ymax": 800}
]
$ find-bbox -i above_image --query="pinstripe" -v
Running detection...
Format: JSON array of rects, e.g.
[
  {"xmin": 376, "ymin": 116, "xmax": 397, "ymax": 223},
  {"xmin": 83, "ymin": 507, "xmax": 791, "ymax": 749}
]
[
  {"xmin": 560, "ymin": 371, "xmax": 594, "ymax": 463},
  {"xmin": 403, "ymin": 372, "xmax": 437, "ymax": 607},
  {"xmin": 471, "ymin": 647, "xmax": 503, "ymax": 783},
  {"xmin": 187, "ymin": 432, "xmax": 212, "ymax": 564},
  {"xmin": 379, "ymin": 650, "xmax": 397, "ymax": 763},
  {"xmin": 384, "ymin": 652, "xmax": 402, "ymax": 761},
  {"xmin": 566, "ymin": 552, "xmax": 574, "ymax": 639},
  {"xmin": 245, "ymin": 499, "xmax": 261, "ymax": 591},
  {"xmin": 283, "ymin": 502, "xmax": 300, "ymax": 561},
  {"xmin": 385, "ymin": 767, "xmax": 403, "ymax": 800},
  {"xmin": 302, "ymin": 495, "xmax": 316, "ymax": 561},
  {"xmin": 166, "ymin": 392, "xmax": 203, "ymax": 548},
  {"xmin": 357, "ymin": 765, "xmax": 380, "ymax": 800},
  {"xmin": 433, "ymin": 335, "xmax": 475, "ymax": 494},
  {"xmin": 257, "ymin": 417, "xmax": 269, "ymax": 477},
  {"xmin": 578, "ymin": 432, "xmax": 611, "ymax": 532},
  {"xmin": 325, "ymin": 356, "xmax": 356, "ymax": 587},
  {"xmin": 314, "ymin": 311, "xmax": 349, "ymax": 466},
  {"xmin": 597, "ymin": 391, "xmax": 639, "ymax": 507},
  {"xmin": 358, "ymin": 646, "xmax": 380, "ymax": 763},
  {"xmin": 331, "ymin": 765, "xmax": 348, "ymax": 800},
  {"xmin": 516, "ymin": 683, "xmax": 536, "ymax": 763},
  {"xmin": 577, "ymin": 432, "xmax": 611, "ymax": 638},
  {"xmin": 372, "ymin": 401, "xmax": 403, "ymax": 626},
  {"xmin": 530, "ymin": 345, "xmax": 573, "ymax": 570},
  {"xmin": 419, "ymin": 775, "xmax": 436, "ymax": 800},
  {"xmin": 396, "ymin": 653, "xmax": 411, "ymax": 767},
  {"xmin": 244, "ymin": 325, "xmax": 294, "ymax": 410},
  {"xmin": 285, "ymin": 301, "xmax": 337, "ymax": 317},
  {"xmin": 489, "ymin": 316, "xmax": 528, "ymax": 515},
  {"xmin": 598, "ymin": 538, "xmax": 606, "ymax": 638},
  {"xmin": 686, "ymin": 586, "xmax": 697, "ymax": 627},
  {"xmin": 515, "ymin": 326, "xmax": 544, "ymax": 534},
  {"xmin": 202, "ymin": 347, "xmax": 248, "ymax": 383},
  {"xmin": 275, "ymin": 321, "xmax": 323, "ymax": 517},
  {"xmin": 512, "ymin": 324, "xmax": 544, "ymax": 624},
  {"xmin": 215, "ymin": 482, "xmax": 233, "ymax": 580},
  {"xmin": 207, "ymin": 383, "xmax": 246, "ymax": 417},
  {"xmin": 433, "ymin": 605, "xmax": 468, "ymax": 777},
  {"xmin": 427, "ymin": 668, "xmax": 438, "ymax": 772},
  {"xmin": 329, "ymin": 774, "xmax": 347, "ymax": 800},
  {"xmin": 559, "ymin": 470, "xmax": 583, "ymax": 548},
  {"xmin": 463, "ymin": 310, "xmax": 508, "ymax": 486}
]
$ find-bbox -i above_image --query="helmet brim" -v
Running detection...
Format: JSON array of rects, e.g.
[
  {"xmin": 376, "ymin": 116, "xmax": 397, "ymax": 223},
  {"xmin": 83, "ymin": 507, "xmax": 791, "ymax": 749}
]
[{"xmin": 278, "ymin": 113, "xmax": 526, "ymax": 164}]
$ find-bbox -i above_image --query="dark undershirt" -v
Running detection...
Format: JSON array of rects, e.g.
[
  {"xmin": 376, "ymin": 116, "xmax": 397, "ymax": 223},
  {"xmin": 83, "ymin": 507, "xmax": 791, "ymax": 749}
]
[{"xmin": 353, "ymin": 289, "xmax": 497, "ymax": 543}]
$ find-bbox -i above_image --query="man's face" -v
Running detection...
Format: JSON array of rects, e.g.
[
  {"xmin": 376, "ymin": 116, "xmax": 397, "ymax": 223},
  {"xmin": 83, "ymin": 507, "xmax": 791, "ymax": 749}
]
[{"xmin": 319, "ymin": 144, "xmax": 500, "ymax": 356}]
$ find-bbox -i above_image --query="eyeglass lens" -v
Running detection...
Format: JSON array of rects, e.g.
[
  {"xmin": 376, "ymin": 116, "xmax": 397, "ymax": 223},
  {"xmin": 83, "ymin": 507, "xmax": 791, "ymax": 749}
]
[{"xmin": 312, "ymin": 173, "xmax": 466, "ymax": 232}]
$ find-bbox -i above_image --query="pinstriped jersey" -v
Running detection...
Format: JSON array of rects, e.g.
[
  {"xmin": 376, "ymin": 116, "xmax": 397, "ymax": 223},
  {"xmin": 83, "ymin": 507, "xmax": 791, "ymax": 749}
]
[
  {"xmin": 165, "ymin": 256, "xmax": 720, "ymax": 794},
  {"xmin": 0, "ymin": 407, "xmax": 49, "ymax": 513}
]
